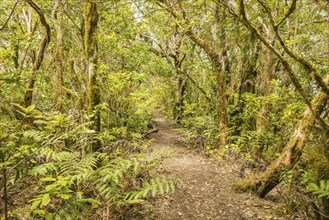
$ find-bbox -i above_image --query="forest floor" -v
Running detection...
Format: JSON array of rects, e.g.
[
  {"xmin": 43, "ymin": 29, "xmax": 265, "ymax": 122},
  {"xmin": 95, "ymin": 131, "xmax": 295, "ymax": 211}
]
[{"xmin": 144, "ymin": 112, "xmax": 290, "ymax": 220}]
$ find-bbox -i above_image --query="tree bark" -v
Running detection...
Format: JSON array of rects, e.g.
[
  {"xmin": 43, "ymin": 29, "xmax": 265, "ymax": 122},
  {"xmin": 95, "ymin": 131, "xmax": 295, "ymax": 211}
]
[
  {"xmin": 83, "ymin": 0, "xmax": 101, "ymax": 152},
  {"xmin": 253, "ymin": 47, "xmax": 278, "ymax": 159},
  {"xmin": 214, "ymin": 58, "xmax": 229, "ymax": 147},
  {"xmin": 53, "ymin": 0, "xmax": 64, "ymax": 112},
  {"xmin": 24, "ymin": 0, "xmax": 51, "ymax": 109},
  {"xmin": 173, "ymin": 75, "xmax": 187, "ymax": 123},
  {"xmin": 254, "ymin": 75, "xmax": 329, "ymax": 198}
]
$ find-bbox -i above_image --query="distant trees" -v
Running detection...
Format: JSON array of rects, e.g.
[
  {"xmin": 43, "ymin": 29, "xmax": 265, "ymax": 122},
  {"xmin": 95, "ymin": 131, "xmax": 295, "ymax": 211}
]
[
  {"xmin": 155, "ymin": 0, "xmax": 230, "ymax": 146},
  {"xmin": 0, "ymin": 0, "xmax": 328, "ymax": 218},
  {"xmin": 148, "ymin": 0, "xmax": 328, "ymax": 216}
]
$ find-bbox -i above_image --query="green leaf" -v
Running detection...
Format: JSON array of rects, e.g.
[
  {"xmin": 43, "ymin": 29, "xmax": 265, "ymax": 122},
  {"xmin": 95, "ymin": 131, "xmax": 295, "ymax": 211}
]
[
  {"xmin": 33, "ymin": 209, "xmax": 46, "ymax": 215},
  {"xmin": 76, "ymin": 191, "xmax": 83, "ymax": 199},
  {"xmin": 26, "ymin": 104, "xmax": 36, "ymax": 112},
  {"xmin": 16, "ymin": 110, "xmax": 27, "ymax": 117},
  {"xmin": 57, "ymin": 179, "xmax": 68, "ymax": 186},
  {"xmin": 41, "ymin": 193, "xmax": 50, "ymax": 206},
  {"xmin": 30, "ymin": 200, "xmax": 41, "ymax": 210},
  {"xmin": 42, "ymin": 177, "xmax": 57, "ymax": 182},
  {"xmin": 12, "ymin": 103, "xmax": 27, "ymax": 112},
  {"xmin": 46, "ymin": 184, "xmax": 57, "ymax": 192},
  {"xmin": 59, "ymin": 194, "xmax": 70, "ymax": 200},
  {"xmin": 45, "ymin": 213, "xmax": 53, "ymax": 220}
]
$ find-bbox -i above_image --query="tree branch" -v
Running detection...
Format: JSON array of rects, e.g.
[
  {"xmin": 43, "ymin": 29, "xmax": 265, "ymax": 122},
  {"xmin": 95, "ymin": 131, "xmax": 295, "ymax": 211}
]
[
  {"xmin": 24, "ymin": 0, "xmax": 51, "ymax": 107},
  {"xmin": 238, "ymin": 0, "xmax": 328, "ymax": 130},
  {"xmin": 314, "ymin": 0, "xmax": 329, "ymax": 12},
  {"xmin": 0, "ymin": 0, "xmax": 20, "ymax": 31},
  {"xmin": 26, "ymin": 0, "xmax": 51, "ymax": 71},
  {"xmin": 257, "ymin": 0, "xmax": 329, "ymax": 97},
  {"xmin": 149, "ymin": 46, "xmax": 211, "ymax": 101}
]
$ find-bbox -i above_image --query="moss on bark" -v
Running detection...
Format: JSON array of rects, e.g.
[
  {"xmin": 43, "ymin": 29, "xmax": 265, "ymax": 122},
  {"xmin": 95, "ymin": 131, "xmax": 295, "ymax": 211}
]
[{"xmin": 83, "ymin": 0, "xmax": 101, "ymax": 152}]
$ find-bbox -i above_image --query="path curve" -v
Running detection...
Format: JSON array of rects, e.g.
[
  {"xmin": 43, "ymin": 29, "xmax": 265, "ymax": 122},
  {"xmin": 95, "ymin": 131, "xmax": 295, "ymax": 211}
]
[{"xmin": 146, "ymin": 112, "xmax": 286, "ymax": 220}]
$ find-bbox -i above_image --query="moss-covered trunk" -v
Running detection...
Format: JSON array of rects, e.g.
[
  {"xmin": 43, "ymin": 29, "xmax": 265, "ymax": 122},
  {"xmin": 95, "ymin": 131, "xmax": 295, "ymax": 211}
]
[
  {"xmin": 254, "ymin": 75, "xmax": 329, "ymax": 197},
  {"xmin": 217, "ymin": 6, "xmax": 229, "ymax": 147},
  {"xmin": 173, "ymin": 75, "xmax": 187, "ymax": 123},
  {"xmin": 83, "ymin": 0, "xmax": 101, "ymax": 152},
  {"xmin": 253, "ymin": 47, "xmax": 278, "ymax": 159},
  {"xmin": 214, "ymin": 58, "xmax": 229, "ymax": 147},
  {"xmin": 53, "ymin": 0, "xmax": 64, "ymax": 112}
]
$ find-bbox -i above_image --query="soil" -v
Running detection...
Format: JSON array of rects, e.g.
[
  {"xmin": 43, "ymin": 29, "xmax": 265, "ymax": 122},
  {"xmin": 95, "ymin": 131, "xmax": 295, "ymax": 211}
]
[{"xmin": 144, "ymin": 112, "xmax": 289, "ymax": 220}]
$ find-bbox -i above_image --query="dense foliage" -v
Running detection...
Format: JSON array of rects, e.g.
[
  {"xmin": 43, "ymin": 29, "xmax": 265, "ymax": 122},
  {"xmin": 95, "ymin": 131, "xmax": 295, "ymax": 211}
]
[{"xmin": 0, "ymin": 0, "xmax": 328, "ymax": 219}]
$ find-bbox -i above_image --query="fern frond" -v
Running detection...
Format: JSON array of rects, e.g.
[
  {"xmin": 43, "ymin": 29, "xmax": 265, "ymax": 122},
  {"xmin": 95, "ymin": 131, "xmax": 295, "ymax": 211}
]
[
  {"xmin": 24, "ymin": 130, "xmax": 52, "ymax": 143},
  {"xmin": 126, "ymin": 175, "xmax": 175, "ymax": 201},
  {"xmin": 58, "ymin": 152, "xmax": 103, "ymax": 183},
  {"xmin": 30, "ymin": 162, "xmax": 57, "ymax": 177},
  {"xmin": 307, "ymin": 180, "xmax": 329, "ymax": 198},
  {"xmin": 37, "ymin": 147, "xmax": 59, "ymax": 161}
]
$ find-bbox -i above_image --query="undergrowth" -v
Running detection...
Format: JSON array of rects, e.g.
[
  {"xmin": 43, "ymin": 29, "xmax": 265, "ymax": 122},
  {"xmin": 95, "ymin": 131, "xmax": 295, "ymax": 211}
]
[{"xmin": 0, "ymin": 110, "xmax": 174, "ymax": 219}]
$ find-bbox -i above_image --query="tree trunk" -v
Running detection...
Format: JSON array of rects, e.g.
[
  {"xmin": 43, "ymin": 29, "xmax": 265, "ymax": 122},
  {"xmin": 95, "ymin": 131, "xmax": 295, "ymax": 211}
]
[
  {"xmin": 217, "ymin": 8, "xmax": 230, "ymax": 147},
  {"xmin": 214, "ymin": 59, "xmax": 229, "ymax": 147},
  {"xmin": 254, "ymin": 75, "xmax": 329, "ymax": 198},
  {"xmin": 157, "ymin": 0, "xmax": 229, "ymax": 147},
  {"xmin": 173, "ymin": 76, "xmax": 187, "ymax": 123},
  {"xmin": 53, "ymin": 0, "xmax": 64, "ymax": 112},
  {"xmin": 187, "ymin": 28, "xmax": 229, "ymax": 147},
  {"xmin": 83, "ymin": 0, "xmax": 101, "ymax": 152},
  {"xmin": 24, "ymin": 0, "xmax": 50, "ymax": 109},
  {"xmin": 253, "ymin": 47, "xmax": 278, "ymax": 159}
]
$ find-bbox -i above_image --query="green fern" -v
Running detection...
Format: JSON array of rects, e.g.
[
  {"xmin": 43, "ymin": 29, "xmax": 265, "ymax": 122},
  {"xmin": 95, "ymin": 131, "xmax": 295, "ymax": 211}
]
[
  {"xmin": 37, "ymin": 147, "xmax": 59, "ymax": 161},
  {"xmin": 94, "ymin": 158, "xmax": 132, "ymax": 201},
  {"xmin": 8, "ymin": 110, "xmax": 174, "ymax": 219},
  {"xmin": 58, "ymin": 152, "xmax": 105, "ymax": 184},
  {"xmin": 125, "ymin": 175, "xmax": 175, "ymax": 200},
  {"xmin": 30, "ymin": 162, "xmax": 57, "ymax": 176},
  {"xmin": 307, "ymin": 180, "xmax": 329, "ymax": 198},
  {"xmin": 24, "ymin": 130, "xmax": 52, "ymax": 143}
]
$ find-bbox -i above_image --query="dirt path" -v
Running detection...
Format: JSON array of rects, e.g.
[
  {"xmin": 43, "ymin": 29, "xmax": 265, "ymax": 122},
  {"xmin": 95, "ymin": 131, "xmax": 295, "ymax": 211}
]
[{"xmin": 146, "ymin": 112, "xmax": 286, "ymax": 220}]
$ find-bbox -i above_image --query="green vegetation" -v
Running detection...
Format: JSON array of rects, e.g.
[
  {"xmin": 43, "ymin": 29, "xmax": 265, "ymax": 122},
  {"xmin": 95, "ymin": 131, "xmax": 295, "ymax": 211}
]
[{"xmin": 0, "ymin": 0, "xmax": 328, "ymax": 219}]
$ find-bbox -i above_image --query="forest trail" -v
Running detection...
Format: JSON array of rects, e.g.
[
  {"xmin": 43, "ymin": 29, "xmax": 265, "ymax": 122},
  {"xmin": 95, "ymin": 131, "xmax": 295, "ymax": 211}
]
[{"xmin": 145, "ymin": 112, "xmax": 286, "ymax": 220}]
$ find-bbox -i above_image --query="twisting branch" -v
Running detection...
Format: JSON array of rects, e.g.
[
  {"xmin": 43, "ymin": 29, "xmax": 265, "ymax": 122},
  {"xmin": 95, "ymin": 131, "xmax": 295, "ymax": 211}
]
[
  {"xmin": 156, "ymin": 0, "xmax": 217, "ymax": 59},
  {"xmin": 149, "ymin": 46, "xmax": 211, "ymax": 101},
  {"xmin": 24, "ymin": 0, "xmax": 51, "ymax": 107},
  {"xmin": 257, "ymin": 0, "xmax": 329, "ymax": 97},
  {"xmin": 237, "ymin": 0, "xmax": 328, "ymax": 130},
  {"xmin": 0, "ymin": 0, "xmax": 20, "ymax": 31},
  {"xmin": 26, "ymin": 0, "xmax": 51, "ymax": 71},
  {"xmin": 274, "ymin": 0, "xmax": 297, "ymax": 27}
]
